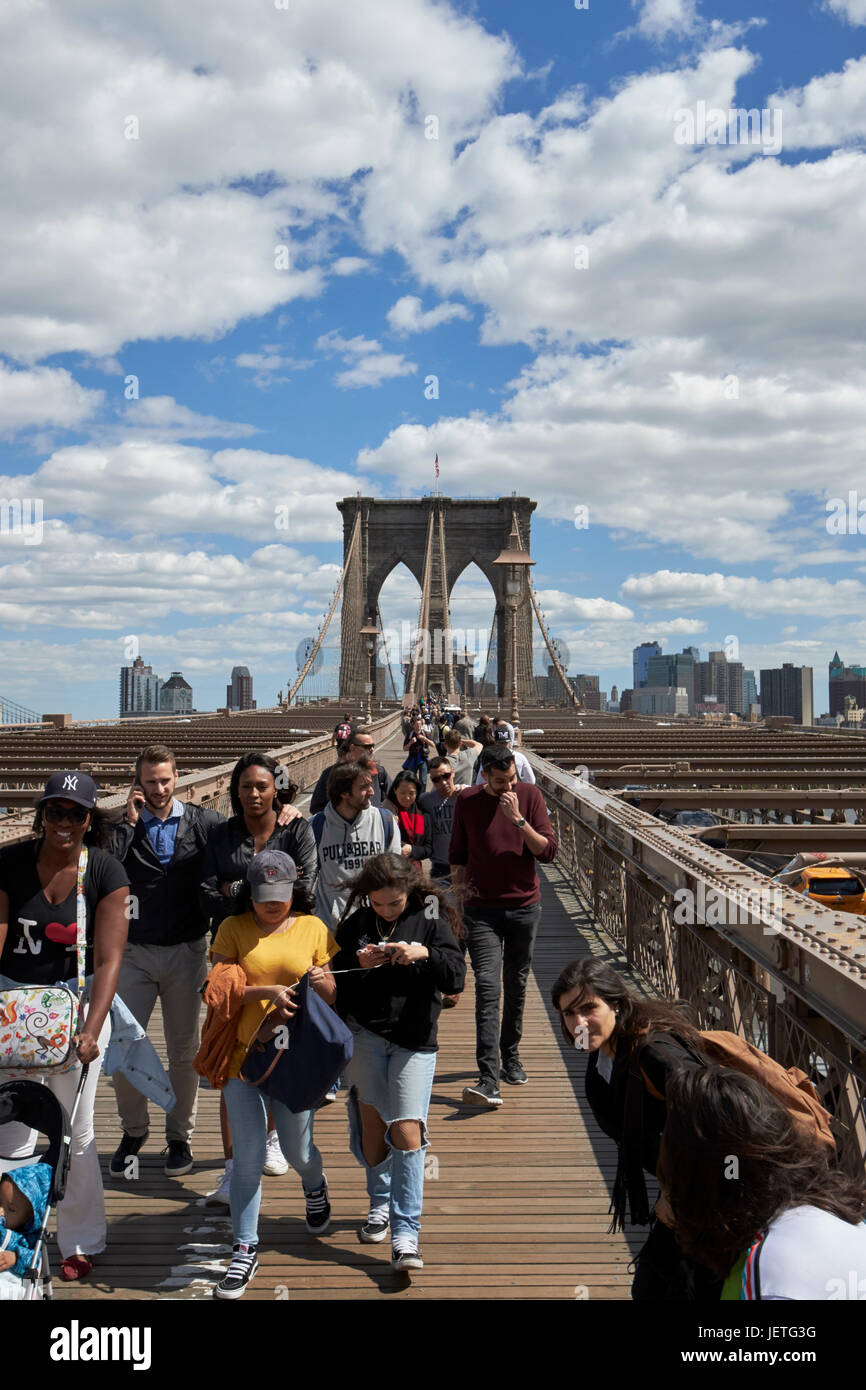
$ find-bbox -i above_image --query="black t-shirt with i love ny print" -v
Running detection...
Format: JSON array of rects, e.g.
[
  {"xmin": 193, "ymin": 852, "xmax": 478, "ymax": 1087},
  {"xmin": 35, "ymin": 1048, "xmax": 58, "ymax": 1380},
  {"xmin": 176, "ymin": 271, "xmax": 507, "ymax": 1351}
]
[{"xmin": 0, "ymin": 841, "xmax": 128, "ymax": 986}]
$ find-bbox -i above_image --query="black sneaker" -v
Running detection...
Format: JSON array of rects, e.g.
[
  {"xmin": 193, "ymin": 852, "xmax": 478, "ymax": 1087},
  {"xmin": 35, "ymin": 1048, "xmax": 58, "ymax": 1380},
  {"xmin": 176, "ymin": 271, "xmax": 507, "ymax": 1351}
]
[
  {"xmin": 163, "ymin": 1141, "xmax": 194, "ymax": 1176},
  {"xmin": 501, "ymin": 1059, "xmax": 528, "ymax": 1086},
  {"xmin": 214, "ymin": 1242, "xmax": 258, "ymax": 1299},
  {"xmin": 305, "ymin": 1177, "xmax": 331, "ymax": 1233},
  {"xmin": 109, "ymin": 1131, "xmax": 148, "ymax": 1178},
  {"xmin": 391, "ymin": 1240, "xmax": 424, "ymax": 1271},
  {"xmin": 461, "ymin": 1079, "xmax": 503, "ymax": 1108},
  {"xmin": 360, "ymin": 1211, "xmax": 390, "ymax": 1243}
]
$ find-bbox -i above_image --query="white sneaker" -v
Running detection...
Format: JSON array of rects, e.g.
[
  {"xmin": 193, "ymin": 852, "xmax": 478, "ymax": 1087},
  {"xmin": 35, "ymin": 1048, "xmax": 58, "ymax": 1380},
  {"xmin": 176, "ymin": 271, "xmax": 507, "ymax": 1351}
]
[
  {"xmin": 262, "ymin": 1133, "xmax": 289, "ymax": 1176},
  {"xmin": 205, "ymin": 1160, "xmax": 233, "ymax": 1207}
]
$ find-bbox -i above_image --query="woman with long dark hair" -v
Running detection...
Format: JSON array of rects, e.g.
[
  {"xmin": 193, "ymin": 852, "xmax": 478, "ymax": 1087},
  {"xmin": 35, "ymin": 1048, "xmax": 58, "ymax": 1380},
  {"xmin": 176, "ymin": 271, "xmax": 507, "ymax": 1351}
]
[
  {"xmin": 551, "ymin": 957, "xmax": 716, "ymax": 1299},
  {"xmin": 659, "ymin": 1067, "xmax": 866, "ymax": 1299},
  {"xmin": 0, "ymin": 772, "xmax": 129, "ymax": 1280},
  {"xmin": 383, "ymin": 771, "xmax": 432, "ymax": 865},
  {"xmin": 331, "ymin": 853, "xmax": 465, "ymax": 1271},
  {"xmin": 200, "ymin": 751, "xmax": 318, "ymax": 1200}
]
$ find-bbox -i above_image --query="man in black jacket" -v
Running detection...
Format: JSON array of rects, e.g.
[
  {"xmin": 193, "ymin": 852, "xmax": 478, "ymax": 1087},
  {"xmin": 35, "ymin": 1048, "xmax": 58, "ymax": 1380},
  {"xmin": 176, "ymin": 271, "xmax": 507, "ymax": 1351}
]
[
  {"xmin": 308, "ymin": 725, "xmax": 391, "ymax": 815},
  {"xmin": 107, "ymin": 744, "xmax": 223, "ymax": 1178}
]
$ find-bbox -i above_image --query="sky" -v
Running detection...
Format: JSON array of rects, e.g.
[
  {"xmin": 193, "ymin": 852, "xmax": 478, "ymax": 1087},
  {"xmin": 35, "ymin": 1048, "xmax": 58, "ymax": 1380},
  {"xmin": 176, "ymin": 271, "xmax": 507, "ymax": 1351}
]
[{"xmin": 1, "ymin": 0, "xmax": 866, "ymax": 719}]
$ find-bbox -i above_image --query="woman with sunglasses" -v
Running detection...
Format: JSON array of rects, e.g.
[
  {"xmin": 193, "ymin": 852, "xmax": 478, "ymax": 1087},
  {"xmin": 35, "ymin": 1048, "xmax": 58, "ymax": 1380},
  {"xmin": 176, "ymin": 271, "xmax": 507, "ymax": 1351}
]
[{"xmin": 0, "ymin": 772, "xmax": 129, "ymax": 1280}]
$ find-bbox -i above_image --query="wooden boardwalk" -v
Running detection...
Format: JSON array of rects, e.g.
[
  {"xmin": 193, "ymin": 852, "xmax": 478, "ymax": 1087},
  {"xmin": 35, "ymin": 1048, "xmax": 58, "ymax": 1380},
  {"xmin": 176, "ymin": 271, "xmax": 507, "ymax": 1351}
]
[{"xmin": 53, "ymin": 737, "xmax": 644, "ymax": 1301}]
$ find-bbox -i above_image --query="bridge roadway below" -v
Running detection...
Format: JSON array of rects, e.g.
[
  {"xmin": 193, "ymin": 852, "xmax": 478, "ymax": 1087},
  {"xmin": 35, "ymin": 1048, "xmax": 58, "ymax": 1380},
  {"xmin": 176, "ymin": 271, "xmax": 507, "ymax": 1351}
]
[{"xmin": 52, "ymin": 730, "xmax": 641, "ymax": 1301}]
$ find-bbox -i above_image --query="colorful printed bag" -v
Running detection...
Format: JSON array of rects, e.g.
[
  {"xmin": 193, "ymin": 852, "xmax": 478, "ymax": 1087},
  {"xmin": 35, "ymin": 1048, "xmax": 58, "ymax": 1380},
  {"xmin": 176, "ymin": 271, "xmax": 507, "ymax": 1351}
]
[{"xmin": 0, "ymin": 850, "xmax": 87, "ymax": 1074}]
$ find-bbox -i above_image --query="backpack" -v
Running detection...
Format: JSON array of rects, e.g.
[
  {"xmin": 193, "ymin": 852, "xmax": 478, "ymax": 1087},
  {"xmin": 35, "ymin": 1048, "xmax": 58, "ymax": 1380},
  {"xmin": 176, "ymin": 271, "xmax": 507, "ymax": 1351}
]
[
  {"xmin": 641, "ymin": 1030, "xmax": 836, "ymax": 1153},
  {"xmin": 310, "ymin": 805, "xmax": 396, "ymax": 850}
]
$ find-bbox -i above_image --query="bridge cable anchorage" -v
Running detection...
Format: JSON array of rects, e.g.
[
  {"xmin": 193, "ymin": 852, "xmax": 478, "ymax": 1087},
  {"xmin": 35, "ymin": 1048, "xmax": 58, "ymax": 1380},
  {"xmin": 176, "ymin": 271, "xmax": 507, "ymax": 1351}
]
[
  {"xmin": 406, "ymin": 506, "xmax": 435, "ymax": 702},
  {"xmin": 377, "ymin": 601, "xmax": 399, "ymax": 701},
  {"xmin": 511, "ymin": 512, "xmax": 579, "ymax": 709},
  {"xmin": 479, "ymin": 611, "xmax": 497, "ymax": 701},
  {"xmin": 286, "ymin": 508, "xmax": 361, "ymax": 706},
  {"xmin": 436, "ymin": 502, "xmax": 457, "ymax": 703}
]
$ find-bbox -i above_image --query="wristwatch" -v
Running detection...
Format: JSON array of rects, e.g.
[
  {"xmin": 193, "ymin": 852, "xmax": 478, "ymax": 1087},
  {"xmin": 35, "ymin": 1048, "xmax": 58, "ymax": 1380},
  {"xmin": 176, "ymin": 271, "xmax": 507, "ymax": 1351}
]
[{"xmin": 515, "ymin": 816, "xmax": 526, "ymax": 828}]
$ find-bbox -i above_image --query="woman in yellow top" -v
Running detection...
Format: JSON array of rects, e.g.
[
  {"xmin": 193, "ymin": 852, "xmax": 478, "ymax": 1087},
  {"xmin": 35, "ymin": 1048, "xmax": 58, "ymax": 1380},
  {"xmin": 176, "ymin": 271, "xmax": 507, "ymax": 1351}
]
[{"xmin": 210, "ymin": 849, "xmax": 338, "ymax": 1300}]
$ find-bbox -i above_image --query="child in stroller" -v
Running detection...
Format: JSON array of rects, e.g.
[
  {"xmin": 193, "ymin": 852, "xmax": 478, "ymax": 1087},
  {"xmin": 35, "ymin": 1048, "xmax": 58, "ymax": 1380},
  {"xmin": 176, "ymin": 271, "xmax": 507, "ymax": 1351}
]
[
  {"xmin": 0, "ymin": 1162, "xmax": 51, "ymax": 1292},
  {"xmin": 0, "ymin": 1079, "xmax": 77, "ymax": 1300}
]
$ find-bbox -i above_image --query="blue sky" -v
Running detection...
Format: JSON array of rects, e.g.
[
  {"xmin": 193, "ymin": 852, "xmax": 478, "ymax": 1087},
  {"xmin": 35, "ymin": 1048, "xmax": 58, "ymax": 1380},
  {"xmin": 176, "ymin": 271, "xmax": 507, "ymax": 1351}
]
[{"xmin": 1, "ymin": 0, "xmax": 865, "ymax": 718}]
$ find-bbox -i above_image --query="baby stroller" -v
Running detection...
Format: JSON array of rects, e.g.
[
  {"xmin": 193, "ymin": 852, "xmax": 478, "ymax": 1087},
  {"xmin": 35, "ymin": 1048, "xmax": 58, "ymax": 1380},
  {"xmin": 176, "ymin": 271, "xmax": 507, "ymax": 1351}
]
[{"xmin": 0, "ymin": 1071, "xmax": 86, "ymax": 1301}]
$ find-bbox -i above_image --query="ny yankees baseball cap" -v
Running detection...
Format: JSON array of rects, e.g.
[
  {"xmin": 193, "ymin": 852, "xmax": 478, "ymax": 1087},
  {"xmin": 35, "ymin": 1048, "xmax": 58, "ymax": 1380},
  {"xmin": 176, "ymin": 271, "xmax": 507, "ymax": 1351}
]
[
  {"xmin": 248, "ymin": 849, "xmax": 298, "ymax": 901},
  {"xmin": 38, "ymin": 771, "xmax": 100, "ymax": 809}
]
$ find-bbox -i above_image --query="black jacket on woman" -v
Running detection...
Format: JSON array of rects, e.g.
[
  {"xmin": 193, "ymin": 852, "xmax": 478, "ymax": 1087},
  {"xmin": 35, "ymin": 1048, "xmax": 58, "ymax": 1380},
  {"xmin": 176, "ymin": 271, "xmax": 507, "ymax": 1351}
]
[
  {"xmin": 199, "ymin": 815, "xmax": 318, "ymax": 929},
  {"xmin": 332, "ymin": 903, "xmax": 466, "ymax": 1052},
  {"xmin": 585, "ymin": 1030, "xmax": 704, "ymax": 1230}
]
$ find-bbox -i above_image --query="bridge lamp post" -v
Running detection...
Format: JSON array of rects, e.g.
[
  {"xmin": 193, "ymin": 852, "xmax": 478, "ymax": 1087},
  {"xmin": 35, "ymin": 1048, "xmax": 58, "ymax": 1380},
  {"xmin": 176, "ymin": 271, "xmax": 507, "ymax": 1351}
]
[
  {"xmin": 493, "ymin": 523, "xmax": 534, "ymax": 740},
  {"xmin": 359, "ymin": 617, "xmax": 379, "ymax": 725}
]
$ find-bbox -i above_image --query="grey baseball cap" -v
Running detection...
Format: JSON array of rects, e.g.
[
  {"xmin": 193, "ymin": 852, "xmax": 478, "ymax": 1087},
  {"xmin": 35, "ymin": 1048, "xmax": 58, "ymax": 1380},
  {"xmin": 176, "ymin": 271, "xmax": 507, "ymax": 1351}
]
[{"xmin": 248, "ymin": 849, "xmax": 298, "ymax": 902}]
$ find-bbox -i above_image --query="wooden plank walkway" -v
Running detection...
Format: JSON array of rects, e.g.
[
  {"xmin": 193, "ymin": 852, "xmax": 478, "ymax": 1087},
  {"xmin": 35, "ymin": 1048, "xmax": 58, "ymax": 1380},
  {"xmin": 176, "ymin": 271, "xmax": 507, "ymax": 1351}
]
[{"xmin": 52, "ymin": 736, "xmax": 645, "ymax": 1301}]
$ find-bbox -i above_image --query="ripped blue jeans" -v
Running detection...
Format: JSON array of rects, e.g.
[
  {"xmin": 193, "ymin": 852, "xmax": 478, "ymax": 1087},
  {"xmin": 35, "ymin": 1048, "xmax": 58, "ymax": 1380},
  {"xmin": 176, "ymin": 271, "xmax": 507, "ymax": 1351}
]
[{"xmin": 344, "ymin": 1018, "xmax": 436, "ymax": 1242}]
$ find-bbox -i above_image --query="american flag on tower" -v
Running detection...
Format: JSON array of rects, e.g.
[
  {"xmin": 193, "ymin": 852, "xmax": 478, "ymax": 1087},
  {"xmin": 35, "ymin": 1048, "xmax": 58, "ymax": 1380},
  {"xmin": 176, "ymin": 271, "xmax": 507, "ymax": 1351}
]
[{"xmin": 434, "ymin": 453, "xmax": 439, "ymax": 479}]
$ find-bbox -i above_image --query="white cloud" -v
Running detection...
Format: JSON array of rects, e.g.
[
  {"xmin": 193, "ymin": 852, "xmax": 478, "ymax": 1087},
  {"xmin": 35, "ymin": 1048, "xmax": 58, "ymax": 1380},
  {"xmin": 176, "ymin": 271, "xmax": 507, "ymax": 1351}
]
[
  {"xmin": 0, "ymin": 361, "xmax": 103, "ymax": 436},
  {"xmin": 234, "ymin": 351, "xmax": 314, "ymax": 389},
  {"xmin": 771, "ymin": 57, "xmax": 866, "ymax": 148},
  {"xmin": 621, "ymin": 570, "xmax": 866, "ymax": 617},
  {"xmin": 332, "ymin": 257, "xmax": 372, "ymax": 276},
  {"xmin": 359, "ymin": 341, "xmax": 866, "ymax": 565},
  {"xmin": 534, "ymin": 587, "xmax": 634, "ymax": 622},
  {"xmin": 0, "ymin": 442, "xmax": 372, "ymax": 542},
  {"xmin": 120, "ymin": 395, "xmax": 257, "ymax": 439},
  {"xmin": 824, "ymin": 0, "xmax": 866, "ymax": 23},
  {"xmin": 386, "ymin": 295, "xmax": 472, "ymax": 336},
  {"xmin": 631, "ymin": 0, "xmax": 699, "ymax": 40},
  {"xmin": 316, "ymin": 330, "xmax": 417, "ymax": 389},
  {"xmin": 0, "ymin": 0, "xmax": 517, "ymax": 361}
]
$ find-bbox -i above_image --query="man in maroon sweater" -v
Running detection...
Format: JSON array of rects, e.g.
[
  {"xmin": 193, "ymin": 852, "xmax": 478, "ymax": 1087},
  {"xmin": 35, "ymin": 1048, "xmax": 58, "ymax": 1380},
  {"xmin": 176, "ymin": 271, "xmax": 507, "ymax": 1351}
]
[{"xmin": 448, "ymin": 743, "xmax": 557, "ymax": 1107}]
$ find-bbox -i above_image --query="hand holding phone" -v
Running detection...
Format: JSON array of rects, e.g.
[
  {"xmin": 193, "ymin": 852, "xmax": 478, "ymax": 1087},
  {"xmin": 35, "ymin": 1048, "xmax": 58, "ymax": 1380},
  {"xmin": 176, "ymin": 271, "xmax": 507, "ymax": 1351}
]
[{"xmin": 126, "ymin": 783, "xmax": 146, "ymax": 824}]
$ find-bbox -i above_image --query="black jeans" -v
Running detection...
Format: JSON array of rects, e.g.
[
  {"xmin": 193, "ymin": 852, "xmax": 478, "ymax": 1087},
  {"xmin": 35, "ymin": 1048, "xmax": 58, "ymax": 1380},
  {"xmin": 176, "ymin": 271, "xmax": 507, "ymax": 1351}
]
[{"xmin": 464, "ymin": 902, "xmax": 542, "ymax": 1085}]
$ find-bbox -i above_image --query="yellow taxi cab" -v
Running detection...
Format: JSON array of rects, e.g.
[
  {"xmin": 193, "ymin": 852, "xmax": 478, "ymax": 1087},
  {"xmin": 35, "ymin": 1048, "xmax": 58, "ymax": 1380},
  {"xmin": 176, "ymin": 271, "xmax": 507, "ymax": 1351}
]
[{"xmin": 786, "ymin": 865, "xmax": 866, "ymax": 916}]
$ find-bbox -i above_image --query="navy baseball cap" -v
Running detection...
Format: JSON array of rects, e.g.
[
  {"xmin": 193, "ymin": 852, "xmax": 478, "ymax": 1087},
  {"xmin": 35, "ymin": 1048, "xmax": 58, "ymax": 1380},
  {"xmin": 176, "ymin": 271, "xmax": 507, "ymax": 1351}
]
[
  {"xmin": 38, "ymin": 771, "xmax": 99, "ymax": 809},
  {"xmin": 248, "ymin": 849, "xmax": 298, "ymax": 902}
]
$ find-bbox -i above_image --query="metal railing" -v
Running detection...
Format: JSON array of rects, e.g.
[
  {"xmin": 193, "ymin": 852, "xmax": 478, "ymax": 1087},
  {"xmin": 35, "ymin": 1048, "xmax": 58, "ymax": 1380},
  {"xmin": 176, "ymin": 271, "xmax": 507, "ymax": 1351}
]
[{"xmin": 527, "ymin": 752, "xmax": 866, "ymax": 1177}]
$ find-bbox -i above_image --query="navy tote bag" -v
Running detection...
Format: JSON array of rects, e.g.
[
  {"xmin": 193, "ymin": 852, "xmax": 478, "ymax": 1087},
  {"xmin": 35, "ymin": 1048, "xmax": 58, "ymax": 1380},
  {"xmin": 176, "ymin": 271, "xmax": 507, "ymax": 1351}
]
[{"xmin": 239, "ymin": 972, "xmax": 353, "ymax": 1113}]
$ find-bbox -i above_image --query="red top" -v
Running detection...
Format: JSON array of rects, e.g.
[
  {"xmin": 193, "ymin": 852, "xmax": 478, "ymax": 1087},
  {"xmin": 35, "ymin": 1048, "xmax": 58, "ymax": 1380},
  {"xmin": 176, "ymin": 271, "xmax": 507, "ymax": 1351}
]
[{"xmin": 448, "ymin": 783, "xmax": 557, "ymax": 908}]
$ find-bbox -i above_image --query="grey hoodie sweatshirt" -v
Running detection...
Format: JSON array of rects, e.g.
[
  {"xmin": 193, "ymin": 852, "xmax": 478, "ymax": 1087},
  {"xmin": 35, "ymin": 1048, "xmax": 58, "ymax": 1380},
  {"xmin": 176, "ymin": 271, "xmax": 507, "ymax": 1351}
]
[{"xmin": 313, "ymin": 800, "xmax": 402, "ymax": 925}]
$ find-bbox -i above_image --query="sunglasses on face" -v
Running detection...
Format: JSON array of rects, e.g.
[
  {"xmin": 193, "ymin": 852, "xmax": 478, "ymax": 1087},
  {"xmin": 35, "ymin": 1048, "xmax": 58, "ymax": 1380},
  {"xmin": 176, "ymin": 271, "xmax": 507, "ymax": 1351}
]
[
  {"xmin": 430, "ymin": 773, "xmax": 453, "ymax": 784},
  {"xmin": 43, "ymin": 803, "xmax": 89, "ymax": 824},
  {"xmin": 352, "ymin": 742, "xmax": 375, "ymax": 751}
]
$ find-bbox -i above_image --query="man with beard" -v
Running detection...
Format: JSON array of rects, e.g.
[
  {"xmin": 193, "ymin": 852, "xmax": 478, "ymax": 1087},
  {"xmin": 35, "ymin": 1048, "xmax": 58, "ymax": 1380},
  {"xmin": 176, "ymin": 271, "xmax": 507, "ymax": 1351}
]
[{"xmin": 449, "ymin": 744, "xmax": 556, "ymax": 1108}]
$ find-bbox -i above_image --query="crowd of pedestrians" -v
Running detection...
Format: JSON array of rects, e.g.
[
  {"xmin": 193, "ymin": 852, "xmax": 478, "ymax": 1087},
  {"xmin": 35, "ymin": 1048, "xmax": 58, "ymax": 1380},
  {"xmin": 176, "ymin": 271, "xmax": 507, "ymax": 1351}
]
[{"xmin": 0, "ymin": 694, "xmax": 861, "ymax": 1302}]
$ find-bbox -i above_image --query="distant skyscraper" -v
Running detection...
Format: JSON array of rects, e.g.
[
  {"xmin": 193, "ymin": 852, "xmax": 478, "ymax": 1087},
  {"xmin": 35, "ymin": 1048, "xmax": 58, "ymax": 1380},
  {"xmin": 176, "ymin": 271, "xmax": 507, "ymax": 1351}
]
[
  {"xmin": 760, "ymin": 664, "xmax": 813, "ymax": 726},
  {"xmin": 725, "ymin": 661, "xmax": 744, "ymax": 716},
  {"xmin": 119, "ymin": 655, "xmax": 162, "ymax": 717},
  {"xmin": 647, "ymin": 650, "xmax": 695, "ymax": 712},
  {"xmin": 828, "ymin": 651, "xmax": 866, "ymax": 717},
  {"xmin": 633, "ymin": 641, "xmax": 662, "ymax": 689},
  {"xmin": 742, "ymin": 669, "xmax": 758, "ymax": 711},
  {"xmin": 226, "ymin": 665, "xmax": 255, "ymax": 711},
  {"xmin": 160, "ymin": 671, "xmax": 193, "ymax": 714}
]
